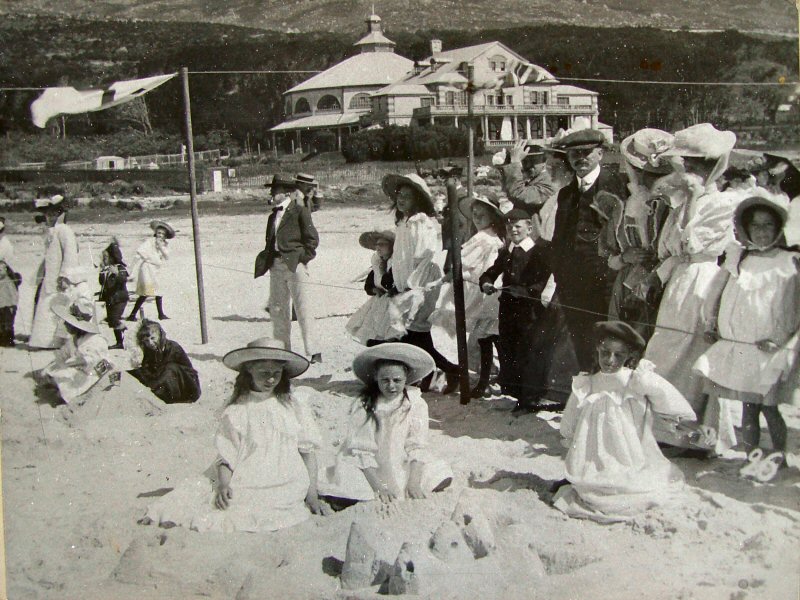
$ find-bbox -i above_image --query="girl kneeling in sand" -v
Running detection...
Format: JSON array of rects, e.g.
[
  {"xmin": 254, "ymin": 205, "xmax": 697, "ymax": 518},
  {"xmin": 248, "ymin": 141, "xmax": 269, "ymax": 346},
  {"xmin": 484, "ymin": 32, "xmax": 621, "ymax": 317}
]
[
  {"xmin": 141, "ymin": 337, "xmax": 326, "ymax": 532},
  {"xmin": 320, "ymin": 343, "xmax": 453, "ymax": 506},
  {"xmin": 554, "ymin": 322, "xmax": 697, "ymax": 523}
]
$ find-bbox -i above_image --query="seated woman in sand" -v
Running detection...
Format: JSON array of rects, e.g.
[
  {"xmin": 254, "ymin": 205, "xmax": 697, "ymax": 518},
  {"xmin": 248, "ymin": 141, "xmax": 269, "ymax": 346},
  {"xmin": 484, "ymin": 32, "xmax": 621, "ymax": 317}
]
[
  {"xmin": 35, "ymin": 298, "xmax": 111, "ymax": 404},
  {"xmin": 320, "ymin": 343, "xmax": 453, "ymax": 506},
  {"xmin": 553, "ymin": 322, "xmax": 697, "ymax": 524},
  {"xmin": 141, "ymin": 337, "xmax": 326, "ymax": 532}
]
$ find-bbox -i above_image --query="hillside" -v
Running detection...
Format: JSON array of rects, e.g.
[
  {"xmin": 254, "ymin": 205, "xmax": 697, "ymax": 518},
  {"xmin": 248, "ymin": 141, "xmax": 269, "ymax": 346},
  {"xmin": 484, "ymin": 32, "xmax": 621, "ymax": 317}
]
[{"xmin": 1, "ymin": 0, "xmax": 797, "ymax": 36}]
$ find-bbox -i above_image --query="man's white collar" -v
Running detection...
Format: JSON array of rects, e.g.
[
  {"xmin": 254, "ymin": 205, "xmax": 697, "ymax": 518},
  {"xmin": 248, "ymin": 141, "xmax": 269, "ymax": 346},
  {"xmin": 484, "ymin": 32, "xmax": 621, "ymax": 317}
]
[
  {"xmin": 509, "ymin": 237, "xmax": 534, "ymax": 252},
  {"xmin": 578, "ymin": 165, "xmax": 601, "ymax": 190}
]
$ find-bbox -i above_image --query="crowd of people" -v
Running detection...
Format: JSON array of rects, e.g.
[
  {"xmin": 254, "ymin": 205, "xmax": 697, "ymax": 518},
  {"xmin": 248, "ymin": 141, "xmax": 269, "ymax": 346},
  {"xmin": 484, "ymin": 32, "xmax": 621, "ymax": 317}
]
[{"xmin": 0, "ymin": 121, "xmax": 797, "ymax": 532}]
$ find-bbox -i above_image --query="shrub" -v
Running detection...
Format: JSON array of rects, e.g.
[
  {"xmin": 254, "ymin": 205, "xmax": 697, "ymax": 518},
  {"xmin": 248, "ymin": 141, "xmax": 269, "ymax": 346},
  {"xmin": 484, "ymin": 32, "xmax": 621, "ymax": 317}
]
[{"xmin": 342, "ymin": 124, "xmax": 480, "ymax": 163}]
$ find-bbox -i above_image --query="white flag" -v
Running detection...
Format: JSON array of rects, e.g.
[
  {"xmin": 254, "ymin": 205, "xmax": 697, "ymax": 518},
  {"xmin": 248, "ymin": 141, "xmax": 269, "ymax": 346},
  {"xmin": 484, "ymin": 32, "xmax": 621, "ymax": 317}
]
[{"xmin": 30, "ymin": 73, "xmax": 176, "ymax": 128}]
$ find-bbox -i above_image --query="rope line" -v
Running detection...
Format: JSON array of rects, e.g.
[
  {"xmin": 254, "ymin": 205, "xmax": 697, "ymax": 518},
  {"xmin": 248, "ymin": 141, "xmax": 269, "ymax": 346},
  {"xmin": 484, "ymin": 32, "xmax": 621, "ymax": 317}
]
[
  {"xmin": 556, "ymin": 76, "xmax": 795, "ymax": 87},
  {"xmin": 201, "ymin": 261, "xmax": 796, "ymax": 352}
]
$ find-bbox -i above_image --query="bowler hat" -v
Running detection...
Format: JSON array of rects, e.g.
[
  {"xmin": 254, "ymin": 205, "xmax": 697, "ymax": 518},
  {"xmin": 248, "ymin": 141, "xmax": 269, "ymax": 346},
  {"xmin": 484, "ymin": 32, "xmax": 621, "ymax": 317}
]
[
  {"xmin": 353, "ymin": 342, "xmax": 435, "ymax": 385},
  {"xmin": 222, "ymin": 337, "xmax": 310, "ymax": 377},
  {"xmin": 593, "ymin": 321, "xmax": 646, "ymax": 353},
  {"xmin": 558, "ymin": 129, "xmax": 607, "ymax": 151}
]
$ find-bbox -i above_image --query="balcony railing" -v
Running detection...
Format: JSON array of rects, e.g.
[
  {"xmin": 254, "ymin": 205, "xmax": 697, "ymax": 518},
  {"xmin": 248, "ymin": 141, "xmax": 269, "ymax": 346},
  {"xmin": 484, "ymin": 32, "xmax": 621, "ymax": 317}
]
[{"xmin": 414, "ymin": 103, "xmax": 595, "ymax": 116}]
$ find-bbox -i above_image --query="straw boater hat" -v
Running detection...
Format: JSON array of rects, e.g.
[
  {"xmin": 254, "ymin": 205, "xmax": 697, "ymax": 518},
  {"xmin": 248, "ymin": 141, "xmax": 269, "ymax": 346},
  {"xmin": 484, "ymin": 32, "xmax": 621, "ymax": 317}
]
[
  {"xmin": 33, "ymin": 194, "xmax": 66, "ymax": 210},
  {"xmin": 381, "ymin": 173, "xmax": 435, "ymax": 213},
  {"xmin": 359, "ymin": 230, "xmax": 395, "ymax": 250},
  {"xmin": 222, "ymin": 337, "xmax": 310, "ymax": 377},
  {"xmin": 593, "ymin": 321, "xmax": 646, "ymax": 354},
  {"xmin": 662, "ymin": 123, "xmax": 736, "ymax": 159},
  {"xmin": 733, "ymin": 190, "xmax": 789, "ymax": 249},
  {"xmin": 264, "ymin": 174, "xmax": 298, "ymax": 191},
  {"xmin": 51, "ymin": 300, "xmax": 100, "ymax": 334},
  {"xmin": 352, "ymin": 342, "xmax": 435, "ymax": 385},
  {"xmin": 620, "ymin": 128, "xmax": 675, "ymax": 174},
  {"xmin": 149, "ymin": 220, "xmax": 175, "ymax": 239},
  {"xmin": 294, "ymin": 173, "xmax": 318, "ymax": 188},
  {"xmin": 459, "ymin": 193, "xmax": 503, "ymax": 220}
]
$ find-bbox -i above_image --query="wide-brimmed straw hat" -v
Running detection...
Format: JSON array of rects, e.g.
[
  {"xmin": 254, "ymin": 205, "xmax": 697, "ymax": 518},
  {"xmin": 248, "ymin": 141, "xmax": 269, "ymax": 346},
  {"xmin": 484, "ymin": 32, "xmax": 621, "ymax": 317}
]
[
  {"xmin": 621, "ymin": 128, "xmax": 675, "ymax": 174},
  {"xmin": 662, "ymin": 124, "xmax": 736, "ymax": 159},
  {"xmin": 52, "ymin": 300, "xmax": 100, "ymax": 334},
  {"xmin": 359, "ymin": 230, "xmax": 395, "ymax": 250},
  {"xmin": 593, "ymin": 321, "xmax": 646, "ymax": 353},
  {"xmin": 733, "ymin": 191, "xmax": 789, "ymax": 248},
  {"xmin": 353, "ymin": 342, "xmax": 435, "ymax": 385},
  {"xmin": 33, "ymin": 194, "xmax": 66, "ymax": 210},
  {"xmin": 149, "ymin": 220, "xmax": 175, "ymax": 239},
  {"xmin": 459, "ymin": 193, "xmax": 503, "ymax": 220},
  {"xmin": 381, "ymin": 173, "xmax": 434, "ymax": 212},
  {"xmin": 222, "ymin": 337, "xmax": 310, "ymax": 377}
]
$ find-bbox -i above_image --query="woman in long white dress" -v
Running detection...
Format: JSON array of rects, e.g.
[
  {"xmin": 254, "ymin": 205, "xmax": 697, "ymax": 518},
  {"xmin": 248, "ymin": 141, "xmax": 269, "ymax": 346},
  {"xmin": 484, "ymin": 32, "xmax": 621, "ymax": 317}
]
[
  {"xmin": 142, "ymin": 337, "xmax": 326, "ymax": 533},
  {"xmin": 429, "ymin": 193, "xmax": 504, "ymax": 397},
  {"xmin": 554, "ymin": 322, "xmax": 696, "ymax": 523},
  {"xmin": 126, "ymin": 220, "xmax": 173, "ymax": 321},
  {"xmin": 29, "ymin": 196, "xmax": 80, "ymax": 349}
]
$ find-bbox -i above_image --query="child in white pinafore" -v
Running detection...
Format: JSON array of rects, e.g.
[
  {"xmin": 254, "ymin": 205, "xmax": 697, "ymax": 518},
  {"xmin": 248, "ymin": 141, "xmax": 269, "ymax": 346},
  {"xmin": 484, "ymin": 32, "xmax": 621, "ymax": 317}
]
[
  {"xmin": 320, "ymin": 343, "xmax": 453, "ymax": 504},
  {"xmin": 346, "ymin": 230, "xmax": 406, "ymax": 346},
  {"xmin": 142, "ymin": 337, "xmax": 327, "ymax": 532},
  {"xmin": 430, "ymin": 193, "xmax": 505, "ymax": 398},
  {"xmin": 695, "ymin": 193, "xmax": 800, "ymax": 470},
  {"xmin": 554, "ymin": 321, "xmax": 696, "ymax": 523}
]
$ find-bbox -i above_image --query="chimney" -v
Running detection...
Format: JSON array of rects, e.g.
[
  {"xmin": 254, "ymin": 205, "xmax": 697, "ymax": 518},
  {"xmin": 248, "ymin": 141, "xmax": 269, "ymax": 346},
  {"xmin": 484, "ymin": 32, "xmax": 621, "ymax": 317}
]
[{"xmin": 430, "ymin": 39, "xmax": 442, "ymax": 54}]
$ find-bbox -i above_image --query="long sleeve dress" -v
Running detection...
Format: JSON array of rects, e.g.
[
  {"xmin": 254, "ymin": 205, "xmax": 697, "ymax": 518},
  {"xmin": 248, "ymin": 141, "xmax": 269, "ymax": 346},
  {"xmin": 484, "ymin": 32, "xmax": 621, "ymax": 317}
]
[
  {"xmin": 694, "ymin": 248, "xmax": 800, "ymax": 404},
  {"xmin": 41, "ymin": 333, "xmax": 110, "ymax": 403},
  {"xmin": 554, "ymin": 360, "xmax": 695, "ymax": 523},
  {"xmin": 131, "ymin": 237, "xmax": 168, "ymax": 297},
  {"xmin": 145, "ymin": 387, "xmax": 322, "ymax": 532},
  {"xmin": 319, "ymin": 388, "xmax": 453, "ymax": 501},
  {"xmin": 391, "ymin": 213, "xmax": 444, "ymax": 333},
  {"xmin": 643, "ymin": 180, "xmax": 746, "ymax": 406},
  {"xmin": 430, "ymin": 228, "xmax": 503, "ymax": 363},
  {"xmin": 29, "ymin": 216, "xmax": 79, "ymax": 348}
]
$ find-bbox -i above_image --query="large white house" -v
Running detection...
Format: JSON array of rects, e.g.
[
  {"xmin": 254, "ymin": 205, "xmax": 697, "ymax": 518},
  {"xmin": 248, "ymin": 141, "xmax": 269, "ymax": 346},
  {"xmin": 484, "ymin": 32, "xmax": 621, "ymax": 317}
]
[{"xmin": 270, "ymin": 14, "xmax": 611, "ymax": 152}]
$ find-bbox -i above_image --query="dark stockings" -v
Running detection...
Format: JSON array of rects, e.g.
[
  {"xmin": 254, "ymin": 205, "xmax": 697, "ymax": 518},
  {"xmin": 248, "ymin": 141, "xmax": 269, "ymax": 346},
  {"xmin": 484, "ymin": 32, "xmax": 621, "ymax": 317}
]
[
  {"xmin": 471, "ymin": 336, "xmax": 497, "ymax": 398},
  {"xmin": 126, "ymin": 296, "xmax": 167, "ymax": 320}
]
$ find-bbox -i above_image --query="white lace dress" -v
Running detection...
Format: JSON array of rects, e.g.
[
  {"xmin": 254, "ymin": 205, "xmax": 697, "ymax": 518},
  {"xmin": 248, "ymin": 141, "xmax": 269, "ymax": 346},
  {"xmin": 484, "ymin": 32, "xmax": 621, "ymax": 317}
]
[
  {"xmin": 554, "ymin": 361, "xmax": 695, "ymax": 523},
  {"xmin": 145, "ymin": 387, "xmax": 322, "ymax": 532}
]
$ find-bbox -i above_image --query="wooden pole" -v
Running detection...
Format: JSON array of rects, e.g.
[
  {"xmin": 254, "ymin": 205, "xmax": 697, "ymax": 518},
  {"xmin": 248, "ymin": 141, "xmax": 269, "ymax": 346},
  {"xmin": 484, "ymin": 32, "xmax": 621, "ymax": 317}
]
[
  {"xmin": 447, "ymin": 176, "xmax": 470, "ymax": 405},
  {"xmin": 180, "ymin": 67, "xmax": 209, "ymax": 344}
]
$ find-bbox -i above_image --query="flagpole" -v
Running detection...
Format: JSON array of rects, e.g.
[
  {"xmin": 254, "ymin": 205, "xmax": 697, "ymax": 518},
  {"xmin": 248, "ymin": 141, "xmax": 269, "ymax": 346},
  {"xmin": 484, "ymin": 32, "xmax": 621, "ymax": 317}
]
[{"xmin": 180, "ymin": 67, "xmax": 209, "ymax": 344}]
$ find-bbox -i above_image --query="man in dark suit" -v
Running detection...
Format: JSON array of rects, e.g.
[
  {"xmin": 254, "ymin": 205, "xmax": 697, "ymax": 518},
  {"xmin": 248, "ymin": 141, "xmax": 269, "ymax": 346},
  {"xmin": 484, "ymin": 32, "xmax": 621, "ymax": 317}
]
[
  {"xmin": 256, "ymin": 175, "xmax": 321, "ymax": 363},
  {"xmin": 550, "ymin": 129, "xmax": 625, "ymax": 371}
]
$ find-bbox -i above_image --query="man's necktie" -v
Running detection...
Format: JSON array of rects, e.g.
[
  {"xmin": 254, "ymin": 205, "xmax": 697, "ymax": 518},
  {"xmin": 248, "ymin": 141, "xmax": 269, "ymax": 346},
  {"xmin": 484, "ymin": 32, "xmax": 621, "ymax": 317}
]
[{"xmin": 267, "ymin": 206, "xmax": 283, "ymax": 252}]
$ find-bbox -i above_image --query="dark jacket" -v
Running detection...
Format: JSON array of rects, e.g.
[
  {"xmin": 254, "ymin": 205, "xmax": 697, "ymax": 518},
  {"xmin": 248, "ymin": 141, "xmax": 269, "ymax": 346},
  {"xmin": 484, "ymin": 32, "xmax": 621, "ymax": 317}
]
[
  {"xmin": 98, "ymin": 264, "xmax": 129, "ymax": 305},
  {"xmin": 501, "ymin": 163, "xmax": 556, "ymax": 211},
  {"xmin": 551, "ymin": 167, "xmax": 625, "ymax": 289},
  {"xmin": 365, "ymin": 267, "xmax": 395, "ymax": 296},
  {"xmin": 256, "ymin": 199, "xmax": 319, "ymax": 277},
  {"xmin": 129, "ymin": 338, "xmax": 200, "ymax": 403},
  {"xmin": 479, "ymin": 240, "xmax": 552, "ymax": 317}
]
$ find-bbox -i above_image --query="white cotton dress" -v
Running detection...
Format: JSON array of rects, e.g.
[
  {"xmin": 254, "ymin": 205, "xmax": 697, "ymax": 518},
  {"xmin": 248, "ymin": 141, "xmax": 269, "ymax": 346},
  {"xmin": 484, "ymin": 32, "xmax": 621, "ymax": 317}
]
[
  {"xmin": 42, "ymin": 333, "xmax": 110, "ymax": 403},
  {"xmin": 131, "ymin": 237, "xmax": 169, "ymax": 296},
  {"xmin": 553, "ymin": 360, "xmax": 695, "ymax": 523},
  {"xmin": 319, "ymin": 388, "xmax": 453, "ymax": 501},
  {"xmin": 694, "ymin": 248, "xmax": 800, "ymax": 404},
  {"xmin": 30, "ymin": 216, "xmax": 80, "ymax": 348},
  {"xmin": 430, "ymin": 229, "xmax": 503, "ymax": 363},
  {"xmin": 644, "ymin": 186, "xmax": 745, "ymax": 406},
  {"xmin": 390, "ymin": 213, "xmax": 444, "ymax": 333},
  {"xmin": 145, "ymin": 387, "xmax": 322, "ymax": 533},
  {"xmin": 346, "ymin": 253, "xmax": 408, "ymax": 345}
]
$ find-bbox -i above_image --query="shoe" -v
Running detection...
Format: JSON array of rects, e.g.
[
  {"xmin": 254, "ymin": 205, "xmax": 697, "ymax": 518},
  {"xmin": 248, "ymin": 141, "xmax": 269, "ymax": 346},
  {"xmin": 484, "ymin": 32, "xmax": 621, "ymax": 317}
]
[
  {"xmin": 511, "ymin": 401, "xmax": 537, "ymax": 415},
  {"xmin": 158, "ymin": 314, "xmax": 169, "ymax": 320},
  {"xmin": 310, "ymin": 353, "xmax": 322, "ymax": 364},
  {"xmin": 470, "ymin": 381, "xmax": 489, "ymax": 399},
  {"xmin": 109, "ymin": 343, "xmax": 125, "ymax": 350},
  {"xmin": 442, "ymin": 372, "xmax": 460, "ymax": 395},
  {"xmin": 125, "ymin": 315, "xmax": 137, "ymax": 322}
]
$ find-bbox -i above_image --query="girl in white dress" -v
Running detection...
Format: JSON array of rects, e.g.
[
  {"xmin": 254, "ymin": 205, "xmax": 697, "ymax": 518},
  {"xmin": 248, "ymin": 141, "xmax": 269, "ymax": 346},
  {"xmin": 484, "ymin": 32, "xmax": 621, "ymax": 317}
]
[
  {"xmin": 429, "ymin": 194, "xmax": 505, "ymax": 398},
  {"xmin": 554, "ymin": 321, "xmax": 696, "ymax": 523},
  {"xmin": 142, "ymin": 337, "xmax": 326, "ymax": 532},
  {"xmin": 319, "ymin": 343, "xmax": 453, "ymax": 505},
  {"xmin": 37, "ymin": 299, "xmax": 109, "ymax": 404},
  {"xmin": 381, "ymin": 173, "xmax": 459, "ymax": 392},
  {"xmin": 127, "ymin": 220, "xmax": 173, "ymax": 321},
  {"xmin": 695, "ymin": 193, "xmax": 800, "ymax": 467},
  {"xmin": 346, "ymin": 230, "xmax": 406, "ymax": 345}
]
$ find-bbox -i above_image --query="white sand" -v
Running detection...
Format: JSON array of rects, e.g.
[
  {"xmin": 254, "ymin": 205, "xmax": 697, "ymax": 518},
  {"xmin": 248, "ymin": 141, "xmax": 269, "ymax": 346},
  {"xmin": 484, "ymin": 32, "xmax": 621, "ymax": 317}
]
[{"xmin": 1, "ymin": 204, "xmax": 799, "ymax": 599}]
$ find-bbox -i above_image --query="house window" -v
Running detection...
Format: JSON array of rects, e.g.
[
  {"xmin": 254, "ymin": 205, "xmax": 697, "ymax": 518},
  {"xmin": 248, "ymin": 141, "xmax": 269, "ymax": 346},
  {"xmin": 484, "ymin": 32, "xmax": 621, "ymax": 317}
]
[
  {"xmin": 556, "ymin": 96, "xmax": 569, "ymax": 106},
  {"xmin": 445, "ymin": 91, "xmax": 455, "ymax": 105},
  {"xmin": 489, "ymin": 55, "xmax": 507, "ymax": 72},
  {"xmin": 528, "ymin": 91, "xmax": 539, "ymax": 104},
  {"xmin": 421, "ymin": 97, "xmax": 435, "ymax": 107},
  {"xmin": 505, "ymin": 95, "xmax": 513, "ymax": 106},
  {"xmin": 541, "ymin": 92, "xmax": 548, "ymax": 105},
  {"xmin": 317, "ymin": 95, "xmax": 341, "ymax": 111},
  {"xmin": 285, "ymin": 99, "xmax": 292, "ymax": 115},
  {"xmin": 294, "ymin": 97, "xmax": 311, "ymax": 114},
  {"xmin": 487, "ymin": 95, "xmax": 494, "ymax": 106},
  {"xmin": 349, "ymin": 93, "xmax": 371, "ymax": 109},
  {"xmin": 455, "ymin": 91, "xmax": 467, "ymax": 105}
]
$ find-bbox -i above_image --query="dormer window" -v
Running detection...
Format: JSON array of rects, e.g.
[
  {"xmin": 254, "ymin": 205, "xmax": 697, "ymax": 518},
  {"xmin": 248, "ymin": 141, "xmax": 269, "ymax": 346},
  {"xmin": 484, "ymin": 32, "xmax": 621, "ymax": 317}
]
[{"xmin": 489, "ymin": 55, "xmax": 507, "ymax": 72}]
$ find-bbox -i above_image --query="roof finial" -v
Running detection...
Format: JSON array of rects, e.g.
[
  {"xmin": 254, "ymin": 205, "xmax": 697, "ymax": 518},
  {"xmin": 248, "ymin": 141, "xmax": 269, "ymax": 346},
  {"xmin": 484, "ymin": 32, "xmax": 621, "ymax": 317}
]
[{"xmin": 372, "ymin": 3, "xmax": 375, "ymax": 15}]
